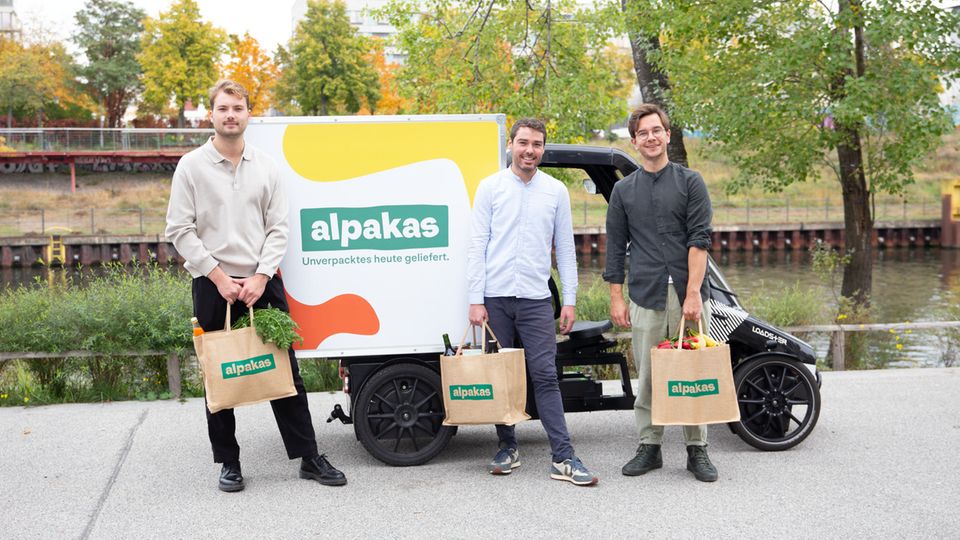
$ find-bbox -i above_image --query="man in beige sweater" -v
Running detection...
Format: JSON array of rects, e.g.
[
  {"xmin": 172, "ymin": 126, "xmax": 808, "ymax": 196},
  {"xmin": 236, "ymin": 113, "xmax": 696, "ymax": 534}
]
[{"xmin": 166, "ymin": 80, "xmax": 346, "ymax": 492}]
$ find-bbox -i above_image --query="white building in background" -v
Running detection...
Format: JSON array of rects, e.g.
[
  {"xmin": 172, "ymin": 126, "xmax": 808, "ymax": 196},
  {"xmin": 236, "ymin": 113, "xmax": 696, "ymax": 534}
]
[
  {"xmin": 0, "ymin": 0, "xmax": 23, "ymax": 41},
  {"xmin": 946, "ymin": 3, "xmax": 960, "ymax": 124},
  {"xmin": 291, "ymin": 0, "xmax": 403, "ymax": 63}
]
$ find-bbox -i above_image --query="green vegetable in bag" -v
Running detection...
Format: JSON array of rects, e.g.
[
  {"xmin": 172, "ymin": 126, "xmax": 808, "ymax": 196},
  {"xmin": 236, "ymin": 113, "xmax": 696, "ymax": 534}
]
[{"xmin": 232, "ymin": 306, "xmax": 302, "ymax": 350}]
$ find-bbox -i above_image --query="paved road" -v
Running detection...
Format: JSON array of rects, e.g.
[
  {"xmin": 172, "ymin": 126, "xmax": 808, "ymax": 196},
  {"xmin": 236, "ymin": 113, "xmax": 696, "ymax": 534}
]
[{"xmin": 2, "ymin": 367, "xmax": 958, "ymax": 539}]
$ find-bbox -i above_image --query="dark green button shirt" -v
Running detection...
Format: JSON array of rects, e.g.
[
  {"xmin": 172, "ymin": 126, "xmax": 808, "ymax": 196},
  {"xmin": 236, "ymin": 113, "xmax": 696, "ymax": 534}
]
[{"xmin": 602, "ymin": 161, "xmax": 713, "ymax": 310}]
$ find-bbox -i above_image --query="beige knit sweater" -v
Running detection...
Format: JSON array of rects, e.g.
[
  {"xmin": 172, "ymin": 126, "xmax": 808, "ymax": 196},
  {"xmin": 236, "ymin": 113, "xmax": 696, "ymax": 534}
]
[{"xmin": 165, "ymin": 138, "xmax": 288, "ymax": 279}]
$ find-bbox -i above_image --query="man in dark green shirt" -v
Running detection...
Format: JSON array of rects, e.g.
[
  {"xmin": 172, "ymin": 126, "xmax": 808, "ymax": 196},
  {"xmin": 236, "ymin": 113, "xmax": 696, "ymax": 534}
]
[{"xmin": 603, "ymin": 104, "xmax": 719, "ymax": 482}]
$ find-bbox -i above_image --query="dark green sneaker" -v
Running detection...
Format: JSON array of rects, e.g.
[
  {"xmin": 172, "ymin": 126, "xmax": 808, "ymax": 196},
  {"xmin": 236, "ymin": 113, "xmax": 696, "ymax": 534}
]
[
  {"xmin": 621, "ymin": 444, "xmax": 662, "ymax": 476},
  {"xmin": 686, "ymin": 445, "xmax": 718, "ymax": 482}
]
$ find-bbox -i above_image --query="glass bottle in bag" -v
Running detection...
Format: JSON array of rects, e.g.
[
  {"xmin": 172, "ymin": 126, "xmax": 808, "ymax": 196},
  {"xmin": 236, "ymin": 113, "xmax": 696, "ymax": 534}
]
[{"xmin": 442, "ymin": 333, "xmax": 457, "ymax": 356}]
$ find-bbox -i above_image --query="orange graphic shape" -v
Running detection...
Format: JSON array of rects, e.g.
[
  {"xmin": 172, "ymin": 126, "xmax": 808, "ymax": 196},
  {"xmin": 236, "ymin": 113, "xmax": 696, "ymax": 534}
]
[{"xmin": 285, "ymin": 293, "xmax": 380, "ymax": 350}]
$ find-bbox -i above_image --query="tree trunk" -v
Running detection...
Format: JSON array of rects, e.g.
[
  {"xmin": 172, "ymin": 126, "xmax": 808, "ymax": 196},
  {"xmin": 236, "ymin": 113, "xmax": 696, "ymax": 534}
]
[
  {"xmin": 177, "ymin": 104, "xmax": 185, "ymax": 129},
  {"xmin": 6, "ymin": 106, "xmax": 11, "ymax": 129},
  {"xmin": 621, "ymin": 0, "xmax": 688, "ymax": 167},
  {"xmin": 836, "ymin": 128, "xmax": 872, "ymax": 306},
  {"xmin": 834, "ymin": 0, "xmax": 872, "ymax": 308}
]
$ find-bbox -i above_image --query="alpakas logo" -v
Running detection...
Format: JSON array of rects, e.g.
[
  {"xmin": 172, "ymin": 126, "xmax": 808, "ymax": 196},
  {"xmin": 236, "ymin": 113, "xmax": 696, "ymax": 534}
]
[
  {"xmin": 222, "ymin": 354, "xmax": 276, "ymax": 379},
  {"xmin": 668, "ymin": 379, "xmax": 719, "ymax": 397},
  {"xmin": 449, "ymin": 384, "xmax": 494, "ymax": 400},
  {"xmin": 301, "ymin": 205, "xmax": 448, "ymax": 251}
]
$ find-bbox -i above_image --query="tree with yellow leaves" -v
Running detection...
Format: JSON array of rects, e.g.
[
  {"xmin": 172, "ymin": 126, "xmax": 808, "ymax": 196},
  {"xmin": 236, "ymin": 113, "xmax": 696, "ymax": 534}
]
[
  {"xmin": 0, "ymin": 37, "xmax": 94, "ymax": 128},
  {"xmin": 221, "ymin": 32, "xmax": 279, "ymax": 116},
  {"xmin": 358, "ymin": 39, "xmax": 408, "ymax": 115}
]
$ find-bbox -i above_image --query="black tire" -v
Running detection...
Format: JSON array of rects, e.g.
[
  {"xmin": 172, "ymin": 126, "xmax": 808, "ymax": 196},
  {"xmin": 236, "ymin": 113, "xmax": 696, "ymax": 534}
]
[
  {"xmin": 730, "ymin": 356, "xmax": 821, "ymax": 451},
  {"xmin": 353, "ymin": 362, "xmax": 455, "ymax": 466}
]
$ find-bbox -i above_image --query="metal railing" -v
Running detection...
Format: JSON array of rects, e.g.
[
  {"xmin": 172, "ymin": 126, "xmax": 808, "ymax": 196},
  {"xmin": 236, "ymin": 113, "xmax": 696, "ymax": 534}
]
[
  {"xmin": 0, "ymin": 128, "xmax": 212, "ymax": 152},
  {"xmin": 0, "ymin": 208, "xmax": 167, "ymax": 236},
  {"xmin": 572, "ymin": 197, "xmax": 940, "ymax": 226},
  {"xmin": 0, "ymin": 350, "xmax": 184, "ymax": 398},
  {"xmin": 610, "ymin": 320, "xmax": 960, "ymax": 371},
  {"xmin": 782, "ymin": 321, "xmax": 960, "ymax": 370}
]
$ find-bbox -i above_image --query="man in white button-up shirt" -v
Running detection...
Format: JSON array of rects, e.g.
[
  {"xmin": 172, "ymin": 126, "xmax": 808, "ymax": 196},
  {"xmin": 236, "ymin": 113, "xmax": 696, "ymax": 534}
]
[{"xmin": 466, "ymin": 118, "xmax": 598, "ymax": 486}]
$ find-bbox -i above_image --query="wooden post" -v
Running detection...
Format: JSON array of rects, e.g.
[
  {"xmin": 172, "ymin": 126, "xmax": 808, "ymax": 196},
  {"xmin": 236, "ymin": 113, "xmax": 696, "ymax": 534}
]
[
  {"xmin": 166, "ymin": 352, "xmax": 182, "ymax": 399},
  {"xmin": 70, "ymin": 161, "xmax": 76, "ymax": 194},
  {"xmin": 831, "ymin": 329, "xmax": 846, "ymax": 371}
]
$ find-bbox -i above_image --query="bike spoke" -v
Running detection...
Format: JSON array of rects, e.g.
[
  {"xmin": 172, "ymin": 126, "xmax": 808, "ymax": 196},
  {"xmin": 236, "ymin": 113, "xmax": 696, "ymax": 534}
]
[
  {"xmin": 785, "ymin": 398, "xmax": 809, "ymax": 406},
  {"xmin": 413, "ymin": 419, "xmax": 437, "ymax": 437},
  {"xmin": 777, "ymin": 368, "xmax": 788, "ymax": 391},
  {"xmin": 762, "ymin": 366, "xmax": 776, "ymax": 391},
  {"xmin": 746, "ymin": 378, "xmax": 770, "ymax": 396},
  {"xmin": 787, "ymin": 410, "xmax": 803, "ymax": 426},
  {"xmin": 375, "ymin": 420, "xmax": 399, "ymax": 440},
  {"xmin": 373, "ymin": 390, "xmax": 398, "ymax": 410},
  {"xmin": 739, "ymin": 398, "xmax": 765, "ymax": 405},
  {"xmin": 406, "ymin": 427, "xmax": 420, "ymax": 452},
  {"xmin": 744, "ymin": 407, "xmax": 767, "ymax": 424},
  {"xmin": 414, "ymin": 391, "xmax": 439, "ymax": 409},
  {"xmin": 366, "ymin": 413, "xmax": 394, "ymax": 419},
  {"xmin": 783, "ymin": 381, "xmax": 803, "ymax": 397}
]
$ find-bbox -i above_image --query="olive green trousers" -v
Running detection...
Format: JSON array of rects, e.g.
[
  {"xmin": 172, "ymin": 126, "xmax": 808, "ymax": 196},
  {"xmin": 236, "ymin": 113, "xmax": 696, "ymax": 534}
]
[{"xmin": 629, "ymin": 286, "xmax": 711, "ymax": 446}]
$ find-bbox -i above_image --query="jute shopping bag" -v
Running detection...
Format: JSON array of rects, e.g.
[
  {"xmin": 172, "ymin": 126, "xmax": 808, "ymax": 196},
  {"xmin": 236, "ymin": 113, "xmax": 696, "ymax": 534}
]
[
  {"xmin": 440, "ymin": 322, "xmax": 531, "ymax": 426},
  {"xmin": 651, "ymin": 318, "xmax": 740, "ymax": 425},
  {"xmin": 193, "ymin": 304, "xmax": 298, "ymax": 414}
]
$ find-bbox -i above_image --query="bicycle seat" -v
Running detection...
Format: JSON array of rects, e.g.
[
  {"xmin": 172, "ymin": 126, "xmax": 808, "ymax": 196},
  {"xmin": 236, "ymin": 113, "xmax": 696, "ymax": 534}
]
[{"xmin": 566, "ymin": 320, "xmax": 613, "ymax": 341}]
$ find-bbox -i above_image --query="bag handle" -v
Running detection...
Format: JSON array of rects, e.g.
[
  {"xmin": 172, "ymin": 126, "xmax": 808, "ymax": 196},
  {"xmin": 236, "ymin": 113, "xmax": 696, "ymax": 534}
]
[
  {"xmin": 222, "ymin": 302, "xmax": 256, "ymax": 333},
  {"xmin": 454, "ymin": 321, "xmax": 502, "ymax": 356},
  {"xmin": 674, "ymin": 316, "xmax": 705, "ymax": 350}
]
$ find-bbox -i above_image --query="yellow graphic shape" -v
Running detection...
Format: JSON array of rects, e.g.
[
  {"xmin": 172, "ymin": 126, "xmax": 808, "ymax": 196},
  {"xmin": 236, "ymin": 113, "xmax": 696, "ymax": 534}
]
[{"xmin": 282, "ymin": 121, "xmax": 501, "ymax": 202}]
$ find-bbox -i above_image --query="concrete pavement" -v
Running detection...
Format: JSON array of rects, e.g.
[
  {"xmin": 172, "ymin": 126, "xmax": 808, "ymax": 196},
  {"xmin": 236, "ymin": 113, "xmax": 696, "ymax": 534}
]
[{"xmin": 2, "ymin": 367, "xmax": 959, "ymax": 539}]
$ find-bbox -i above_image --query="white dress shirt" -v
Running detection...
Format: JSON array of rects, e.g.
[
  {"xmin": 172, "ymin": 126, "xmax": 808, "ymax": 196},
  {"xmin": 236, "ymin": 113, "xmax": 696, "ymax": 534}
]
[{"xmin": 467, "ymin": 167, "xmax": 578, "ymax": 306}]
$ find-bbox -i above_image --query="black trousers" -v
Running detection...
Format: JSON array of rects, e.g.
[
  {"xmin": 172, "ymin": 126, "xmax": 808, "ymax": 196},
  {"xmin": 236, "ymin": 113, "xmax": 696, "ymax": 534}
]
[{"xmin": 193, "ymin": 275, "xmax": 318, "ymax": 464}]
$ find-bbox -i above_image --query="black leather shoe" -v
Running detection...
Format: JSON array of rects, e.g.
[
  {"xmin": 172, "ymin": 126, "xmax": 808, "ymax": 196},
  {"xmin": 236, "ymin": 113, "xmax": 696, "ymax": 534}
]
[
  {"xmin": 686, "ymin": 445, "xmax": 718, "ymax": 482},
  {"xmin": 621, "ymin": 444, "xmax": 662, "ymax": 476},
  {"xmin": 219, "ymin": 462, "xmax": 245, "ymax": 492},
  {"xmin": 300, "ymin": 454, "xmax": 347, "ymax": 486}
]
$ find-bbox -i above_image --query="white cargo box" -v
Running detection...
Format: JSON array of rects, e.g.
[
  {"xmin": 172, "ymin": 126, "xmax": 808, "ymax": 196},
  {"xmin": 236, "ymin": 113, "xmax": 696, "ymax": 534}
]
[{"xmin": 246, "ymin": 114, "xmax": 507, "ymax": 358}]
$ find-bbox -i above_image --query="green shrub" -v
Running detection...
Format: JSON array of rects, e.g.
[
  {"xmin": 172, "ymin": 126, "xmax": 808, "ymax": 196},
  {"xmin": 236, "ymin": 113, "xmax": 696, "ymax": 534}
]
[
  {"xmin": 0, "ymin": 263, "xmax": 192, "ymax": 354},
  {"xmin": 741, "ymin": 281, "xmax": 827, "ymax": 327}
]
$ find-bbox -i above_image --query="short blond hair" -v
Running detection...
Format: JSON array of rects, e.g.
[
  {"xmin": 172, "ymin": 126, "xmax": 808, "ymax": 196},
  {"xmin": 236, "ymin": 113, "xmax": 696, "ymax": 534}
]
[{"xmin": 208, "ymin": 80, "xmax": 250, "ymax": 110}]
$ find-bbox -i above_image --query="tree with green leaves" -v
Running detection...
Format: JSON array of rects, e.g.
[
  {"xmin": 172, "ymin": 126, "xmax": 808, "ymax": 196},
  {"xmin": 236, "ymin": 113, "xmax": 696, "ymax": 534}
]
[
  {"xmin": 381, "ymin": 0, "xmax": 632, "ymax": 143},
  {"xmin": 620, "ymin": 0, "xmax": 688, "ymax": 166},
  {"xmin": 138, "ymin": 0, "xmax": 226, "ymax": 127},
  {"xmin": 276, "ymin": 0, "xmax": 379, "ymax": 116},
  {"xmin": 73, "ymin": 0, "xmax": 145, "ymax": 128},
  {"xmin": 643, "ymin": 0, "xmax": 960, "ymax": 309}
]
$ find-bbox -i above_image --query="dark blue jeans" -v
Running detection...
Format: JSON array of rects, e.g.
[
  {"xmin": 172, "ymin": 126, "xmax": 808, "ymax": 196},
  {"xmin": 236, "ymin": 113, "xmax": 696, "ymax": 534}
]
[{"xmin": 485, "ymin": 296, "xmax": 574, "ymax": 462}]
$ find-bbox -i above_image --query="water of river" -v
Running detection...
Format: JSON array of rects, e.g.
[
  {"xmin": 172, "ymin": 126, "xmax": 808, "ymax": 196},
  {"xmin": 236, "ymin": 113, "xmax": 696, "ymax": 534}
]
[
  {"xmin": 4, "ymin": 247, "xmax": 959, "ymax": 366},
  {"xmin": 579, "ymin": 247, "xmax": 960, "ymax": 367}
]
